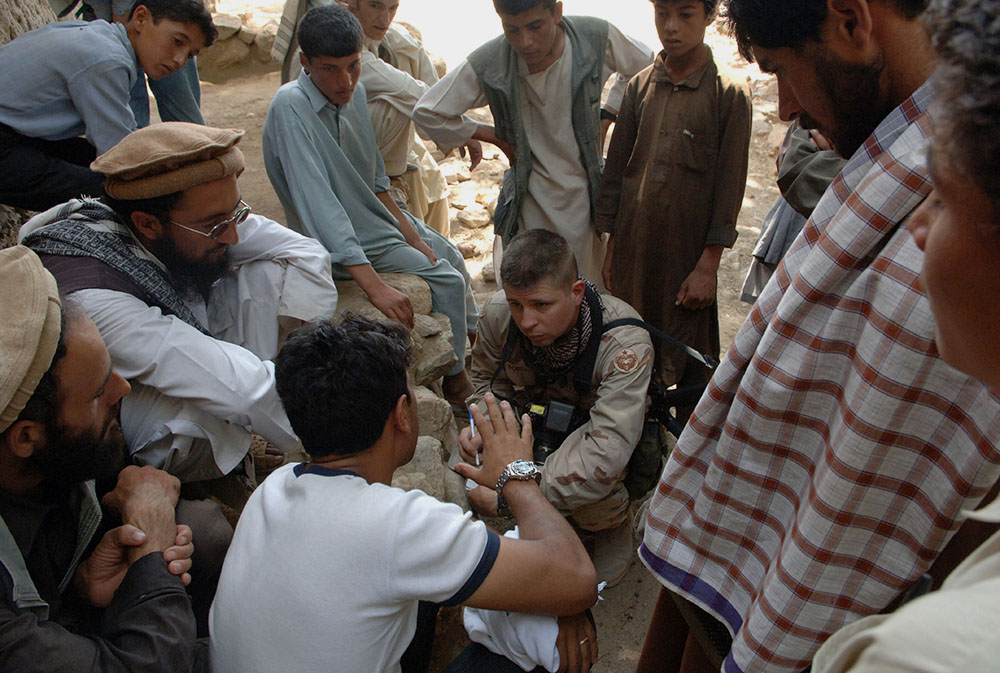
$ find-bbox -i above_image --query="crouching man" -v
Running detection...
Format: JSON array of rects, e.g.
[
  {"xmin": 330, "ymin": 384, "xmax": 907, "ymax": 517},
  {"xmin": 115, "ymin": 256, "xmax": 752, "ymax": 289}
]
[
  {"xmin": 459, "ymin": 229, "xmax": 653, "ymax": 586},
  {"xmin": 21, "ymin": 122, "xmax": 339, "ymax": 483},
  {"xmin": 210, "ymin": 315, "xmax": 599, "ymax": 673},
  {"xmin": 0, "ymin": 246, "xmax": 198, "ymax": 671}
]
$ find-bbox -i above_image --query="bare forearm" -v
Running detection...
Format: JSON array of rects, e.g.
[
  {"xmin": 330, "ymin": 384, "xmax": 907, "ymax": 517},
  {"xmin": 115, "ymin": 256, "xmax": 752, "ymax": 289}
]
[
  {"xmin": 505, "ymin": 482, "xmax": 592, "ymax": 565},
  {"xmin": 376, "ymin": 191, "xmax": 421, "ymax": 245},
  {"xmin": 697, "ymin": 245, "xmax": 724, "ymax": 273},
  {"xmin": 344, "ymin": 263, "xmax": 383, "ymax": 294}
]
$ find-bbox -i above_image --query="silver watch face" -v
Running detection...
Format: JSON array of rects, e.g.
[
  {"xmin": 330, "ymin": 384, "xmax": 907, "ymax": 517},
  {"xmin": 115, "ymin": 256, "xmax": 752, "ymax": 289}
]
[{"xmin": 509, "ymin": 460, "xmax": 538, "ymax": 477}]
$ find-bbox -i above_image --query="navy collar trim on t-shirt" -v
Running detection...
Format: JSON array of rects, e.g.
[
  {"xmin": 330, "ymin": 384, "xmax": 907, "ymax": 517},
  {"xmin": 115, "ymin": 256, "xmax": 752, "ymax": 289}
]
[{"xmin": 292, "ymin": 463, "xmax": 362, "ymax": 479}]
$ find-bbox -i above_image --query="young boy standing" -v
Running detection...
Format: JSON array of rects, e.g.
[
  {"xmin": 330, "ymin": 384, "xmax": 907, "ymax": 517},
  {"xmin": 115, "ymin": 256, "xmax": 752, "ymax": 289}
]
[
  {"xmin": 594, "ymin": 0, "xmax": 750, "ymax": 413},
  {"xmin": 0, "ymin": 0, "xmax": 215, "ymax": 212}
]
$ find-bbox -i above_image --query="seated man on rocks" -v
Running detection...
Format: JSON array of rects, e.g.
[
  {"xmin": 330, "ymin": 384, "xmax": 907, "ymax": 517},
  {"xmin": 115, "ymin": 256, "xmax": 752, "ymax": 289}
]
[
  {"xmin": 0, "ymin": 246, "xmax": 198, "ymax": 671},
  {"xmin": 21, "ymin": 122, "xmax": 339, "ymax": 484},
  {"xmin": 346, "ymin": 0, "xmax": 454, "ymax": 237},
  {"xmin": 459, "ymin": 229, "xmax": 653, "ymax": 586},
  {"xmin": 210, "ymin": 314, "xmax": 599, "ymax": 673},
  {"xmin": 262, "ymin": 5, "xmax": 478, "ymax": 405},
  {"xmin": 0, "ymin": 0, "xmax": 215, "ymax": 212}
]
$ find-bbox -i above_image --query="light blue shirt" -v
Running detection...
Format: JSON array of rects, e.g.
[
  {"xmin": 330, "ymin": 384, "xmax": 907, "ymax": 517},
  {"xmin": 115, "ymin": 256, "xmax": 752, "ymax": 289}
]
[
  {"xmin": 263, "ymin": 71, "xmax": 406, "ymax": 268},
  {"xmin": 0, "ymin": 20, "xmax": 138, "ymax": 154}
]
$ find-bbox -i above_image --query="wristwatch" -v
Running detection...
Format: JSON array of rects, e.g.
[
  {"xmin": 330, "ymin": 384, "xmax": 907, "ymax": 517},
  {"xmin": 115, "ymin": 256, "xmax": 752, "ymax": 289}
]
[{"xmin": 495, "ymin": 459, "xmax": 541, "ymax": 519}]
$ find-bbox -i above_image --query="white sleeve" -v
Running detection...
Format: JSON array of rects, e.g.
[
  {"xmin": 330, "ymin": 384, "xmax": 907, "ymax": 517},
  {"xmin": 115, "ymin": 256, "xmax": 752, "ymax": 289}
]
[
  {"xmin": 602, "ymin": 24, "xmax": 654, "ymax": 114},
  {"xmin": 73, "ymin": 288, "xmax": 299, "ymax": 450},
  {"xmin": 359, "ymin": 49, "xmax": 430, "ymax": 112},
  {"xmin": 382, "ymin": 489, "xmax": 500, "ymax": 605},
  {"xmin": 227, "ymin": 214, "xmax": 338, "ymax": 323},
  {"xmin": 412, "ymin": 60, "xmax": 487, "ymax": 151}
]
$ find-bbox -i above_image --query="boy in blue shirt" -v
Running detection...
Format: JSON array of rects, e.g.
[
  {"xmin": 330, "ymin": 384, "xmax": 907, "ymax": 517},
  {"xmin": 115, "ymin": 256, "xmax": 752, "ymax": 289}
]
[{"xmin": 0, "ymin": 0, "xmax": 215, "ymax": 211}]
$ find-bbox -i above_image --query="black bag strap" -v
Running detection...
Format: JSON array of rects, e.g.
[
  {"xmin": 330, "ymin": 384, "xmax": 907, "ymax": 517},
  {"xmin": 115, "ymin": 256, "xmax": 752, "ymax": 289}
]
[{"xmin": 601, "ymin": 318, "xmax": 717, "ymax": 370}]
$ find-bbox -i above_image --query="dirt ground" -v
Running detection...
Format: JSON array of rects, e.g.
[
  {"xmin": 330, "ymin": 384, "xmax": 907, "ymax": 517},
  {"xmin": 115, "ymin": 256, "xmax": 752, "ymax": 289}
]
[{"xmin": 195, "ymin": 24, "xmax": 782, "ymax": 672}]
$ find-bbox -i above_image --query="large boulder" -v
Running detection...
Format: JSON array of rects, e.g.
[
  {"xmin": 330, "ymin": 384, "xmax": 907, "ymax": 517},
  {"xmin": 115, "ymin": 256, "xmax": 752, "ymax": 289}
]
[
  {"xmin": 1, "ymin": 0, "xmax": 55, "ymax": 45},
  {"xmin": 391, "ymin": 436, "xmax": 447, "ymax": 501},
  {"xmin": 331, "ymin": 274, "xmax": 457, "ymax": 389}
]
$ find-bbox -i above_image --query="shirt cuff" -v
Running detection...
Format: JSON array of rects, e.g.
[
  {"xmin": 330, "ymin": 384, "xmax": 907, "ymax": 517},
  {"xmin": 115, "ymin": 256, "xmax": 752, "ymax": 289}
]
[
  {"xmin": 439, "ymin": 529, "xmax": 501, "ymax": 606},
  {"xmin": 106, "ymin": 553, "xmax": 189, "ymax": 616},
  {"xmin": 705, "ymin": 225, "xmax": 738, "ymax": 248},
  {"xmin": 329, "ymin": 246, "xmax": 371, "ymax": 267}
]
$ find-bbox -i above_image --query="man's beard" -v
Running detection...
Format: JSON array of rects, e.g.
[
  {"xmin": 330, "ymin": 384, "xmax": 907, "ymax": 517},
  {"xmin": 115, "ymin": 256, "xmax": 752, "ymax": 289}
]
[
  {"xmin": 805, "ymin": 52, "xmax": 894, "ymax": 159},
  {"xmin": 152, "ymin": 235, "xmax": 232, "ymax": 299},
  {"xmin": 31, "ymin": 406, "xmax": 127, "ymax": 487}
]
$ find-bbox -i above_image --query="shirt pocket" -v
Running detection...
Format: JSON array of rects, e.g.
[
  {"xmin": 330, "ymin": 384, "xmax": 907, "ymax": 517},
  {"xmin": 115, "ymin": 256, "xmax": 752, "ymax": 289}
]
[{"xmin": 673, "ymin": 126, "xmax": 713, "ymax": 174}]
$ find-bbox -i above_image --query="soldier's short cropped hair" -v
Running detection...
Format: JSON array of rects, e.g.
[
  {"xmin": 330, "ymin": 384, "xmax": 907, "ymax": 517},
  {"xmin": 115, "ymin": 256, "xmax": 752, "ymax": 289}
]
[{"xmin": 500, "ymin": 229, "xmax": 579, "ymax": 290}]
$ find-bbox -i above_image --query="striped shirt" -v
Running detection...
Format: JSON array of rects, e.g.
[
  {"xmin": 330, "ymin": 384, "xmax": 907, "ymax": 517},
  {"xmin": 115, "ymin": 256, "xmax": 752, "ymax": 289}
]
[{"xmin": 640, "ymin": 80, "xmax": 1000, "ymax": 673}]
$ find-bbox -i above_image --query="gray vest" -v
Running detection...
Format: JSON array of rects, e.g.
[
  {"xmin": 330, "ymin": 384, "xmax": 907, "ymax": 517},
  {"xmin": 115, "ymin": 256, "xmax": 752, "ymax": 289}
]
[
  {"xmin": 0, "ymin": 481, "xmax": 102, "ymax": 621},
  {"xmin": 467, "ymin": 16, "xmax": 608, "ymax": 243}
]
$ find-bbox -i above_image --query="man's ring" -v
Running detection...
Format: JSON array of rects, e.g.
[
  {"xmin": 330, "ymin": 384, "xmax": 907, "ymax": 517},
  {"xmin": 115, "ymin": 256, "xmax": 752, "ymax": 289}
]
[{"xmin": 579, "ymin": 638, "xmax": 589, "ymax": 645}]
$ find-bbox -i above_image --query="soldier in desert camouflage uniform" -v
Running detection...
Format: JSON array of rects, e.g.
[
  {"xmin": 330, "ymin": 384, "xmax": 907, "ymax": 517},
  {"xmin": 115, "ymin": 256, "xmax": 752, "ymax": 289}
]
[{"xmin": 459, "ymin": 229, "xmax": 652, "ymax": 586}]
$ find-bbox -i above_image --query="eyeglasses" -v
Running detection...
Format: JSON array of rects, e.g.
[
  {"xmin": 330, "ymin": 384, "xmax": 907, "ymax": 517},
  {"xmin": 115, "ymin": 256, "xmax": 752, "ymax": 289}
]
[{"xmin": 166, "ymin": 200, "xmax": 252, "ymax": 240}]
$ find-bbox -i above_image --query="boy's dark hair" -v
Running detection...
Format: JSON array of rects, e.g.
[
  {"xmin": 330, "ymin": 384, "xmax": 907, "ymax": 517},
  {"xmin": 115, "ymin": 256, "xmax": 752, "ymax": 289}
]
[
  {"xmin": 722, "ymin": 0, "xmax": 928, "ymax": 61},
  {"xmin": 102, "ymin": 190, "xmax": 183, "ymax": 228},
  {"xmin": 298, "ymin": 5, "xmax": 364, "ymax": 59},
  {"xmin": 275, "ymin": 314, "xmax": 413, "ymax": 458},
  {"xmin": 926, "ymin": 0, "xmax": 1000, "ymax": 226},
  {"xmin": 493, "ymin": 0, "xmax": 557, "ymax": 15},
  {"xmin": 500, "ymin": 229, "xmax": 578, "ymax": 290},
  {"xmin": 652, "ymin": 0, "xmax": 719, "ymax": 16},
  {"xmin": 131, "ymin": 0, "xmax": 217, "ymax": 47}
]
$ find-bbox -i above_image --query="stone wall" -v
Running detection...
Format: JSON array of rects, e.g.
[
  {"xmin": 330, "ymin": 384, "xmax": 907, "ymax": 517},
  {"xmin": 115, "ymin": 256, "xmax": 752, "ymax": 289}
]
[
  {"xmin": 334, "ymin": 273, "xmax": 469, "ymax": 511},
  {"xmin": 195, "ymin": 12, "xmax": 280, "ymax": 82},
  {"xmin": 1, "ymin": 0, "xmax": 56, "ymax": 249}
]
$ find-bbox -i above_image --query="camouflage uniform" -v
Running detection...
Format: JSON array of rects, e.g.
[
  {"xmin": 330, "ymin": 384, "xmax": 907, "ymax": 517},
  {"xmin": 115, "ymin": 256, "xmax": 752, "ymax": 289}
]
[{"xmin": 469, "ymin": 290, "xmax": 653, "ymax": 532}]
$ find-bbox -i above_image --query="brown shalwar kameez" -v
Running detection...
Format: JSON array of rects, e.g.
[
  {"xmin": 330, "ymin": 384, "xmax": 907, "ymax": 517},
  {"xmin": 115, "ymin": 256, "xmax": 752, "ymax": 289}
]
[{"xmin": 594, "ymin": 47, "xmax": 751, "ymax": 388}]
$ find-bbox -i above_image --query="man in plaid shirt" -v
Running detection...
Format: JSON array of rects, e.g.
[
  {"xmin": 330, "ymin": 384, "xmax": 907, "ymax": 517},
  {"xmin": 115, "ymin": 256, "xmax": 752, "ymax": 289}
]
[{"xmin": 637, "ymin": 2, "xmax": 1000, "ymax": 672}]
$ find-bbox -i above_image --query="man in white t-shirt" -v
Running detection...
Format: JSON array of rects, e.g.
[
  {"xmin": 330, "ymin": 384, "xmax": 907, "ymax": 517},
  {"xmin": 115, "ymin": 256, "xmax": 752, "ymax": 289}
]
[{"xmin": 209, "ymin": 315, "xmax": 600, "ymax": 673}]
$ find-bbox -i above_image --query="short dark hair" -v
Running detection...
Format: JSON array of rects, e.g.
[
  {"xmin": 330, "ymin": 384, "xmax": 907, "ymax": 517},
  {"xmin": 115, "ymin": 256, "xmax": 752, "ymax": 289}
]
[
  {"xmin": 131, "ymin": 0, "xmax": 217, "ymax": 47},
  {"xmin": 101, "ymin": 190, "xmax": 184, "ymax": 229},
  {"xmin": 722, "ymin": 0, "xmax": 928, "ymax": 62},
  {"xmin": 493, "ymin": 0, "xmax": 557, "ymax": 15},
  {"xmin": 926, "ymin": 0, "xmax": 1000, "ymax": 226},
  {"xmin": 652, "ymin": 0, "xmax": 718, "ymax": 16},
  {"xmin": 275, "ymin": 315, "xmax": 413, "ymax": 458},
  {"xmin": 500, "ymin": 229, "xmax": 578, "ymax": 290},
  {"xmin": 6, "ymin": 300, "xmax": 83, "ymax": 434},
  {"xmin": 298, "ymin": 5, "xmax": 364, "ymax": 59}
]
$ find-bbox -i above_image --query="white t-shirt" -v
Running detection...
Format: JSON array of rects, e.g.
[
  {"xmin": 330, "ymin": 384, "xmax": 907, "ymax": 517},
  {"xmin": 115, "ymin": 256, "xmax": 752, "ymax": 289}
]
[{"xmin": 209, "ymin": 463, "xmax": 500, "ymax": 673}]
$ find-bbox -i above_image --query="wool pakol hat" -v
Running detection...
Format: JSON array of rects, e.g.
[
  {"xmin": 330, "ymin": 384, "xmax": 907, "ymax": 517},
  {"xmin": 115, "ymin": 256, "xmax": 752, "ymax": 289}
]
[
  {"xmin": 0, "ymin": 247, "xmax": 62, "ymax": 433},
  {"xmin": 91, "ymin": 122, "xmax": 246, "ymax": 200}
]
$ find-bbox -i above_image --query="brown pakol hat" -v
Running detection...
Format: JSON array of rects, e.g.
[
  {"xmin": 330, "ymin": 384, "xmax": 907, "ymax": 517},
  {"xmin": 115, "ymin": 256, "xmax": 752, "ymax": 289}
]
[
  {"xmin": 0, "ymin": 247, "xmax": 62, "ymax": 434},
  {"xmin": 91, "ymin": 122, "xmax": 246, "ymax": 200}
]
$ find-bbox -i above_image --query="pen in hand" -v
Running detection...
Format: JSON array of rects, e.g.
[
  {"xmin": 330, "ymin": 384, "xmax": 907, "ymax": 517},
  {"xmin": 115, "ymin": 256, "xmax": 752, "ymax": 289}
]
[{"xmin": 469, "ymin": 409, "xmax": 480, "ymax": 466}]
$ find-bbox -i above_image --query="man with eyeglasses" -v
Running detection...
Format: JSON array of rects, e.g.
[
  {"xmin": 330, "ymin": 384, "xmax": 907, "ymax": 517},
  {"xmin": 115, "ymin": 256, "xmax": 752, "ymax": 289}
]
[{"xmin": 19, "ymin": 122, "xmax": 340, "ymax": 484}]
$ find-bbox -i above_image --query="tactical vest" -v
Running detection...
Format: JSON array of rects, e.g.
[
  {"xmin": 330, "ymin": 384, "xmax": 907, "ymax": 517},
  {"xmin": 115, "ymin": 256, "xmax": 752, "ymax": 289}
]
[{"xmin": 467, "ymin": 16, "xmax": 608, "ymax": 244}]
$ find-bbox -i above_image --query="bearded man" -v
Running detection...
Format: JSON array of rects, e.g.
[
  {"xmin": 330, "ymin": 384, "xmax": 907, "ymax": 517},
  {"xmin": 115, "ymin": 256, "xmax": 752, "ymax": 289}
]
[
  {"xmin": 0, "ymin": 246, "xmax": 199, "ymax": 671},
  {"xmin": 20, "ymin": 122, "xmax": 340, "ymax": 484}
]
